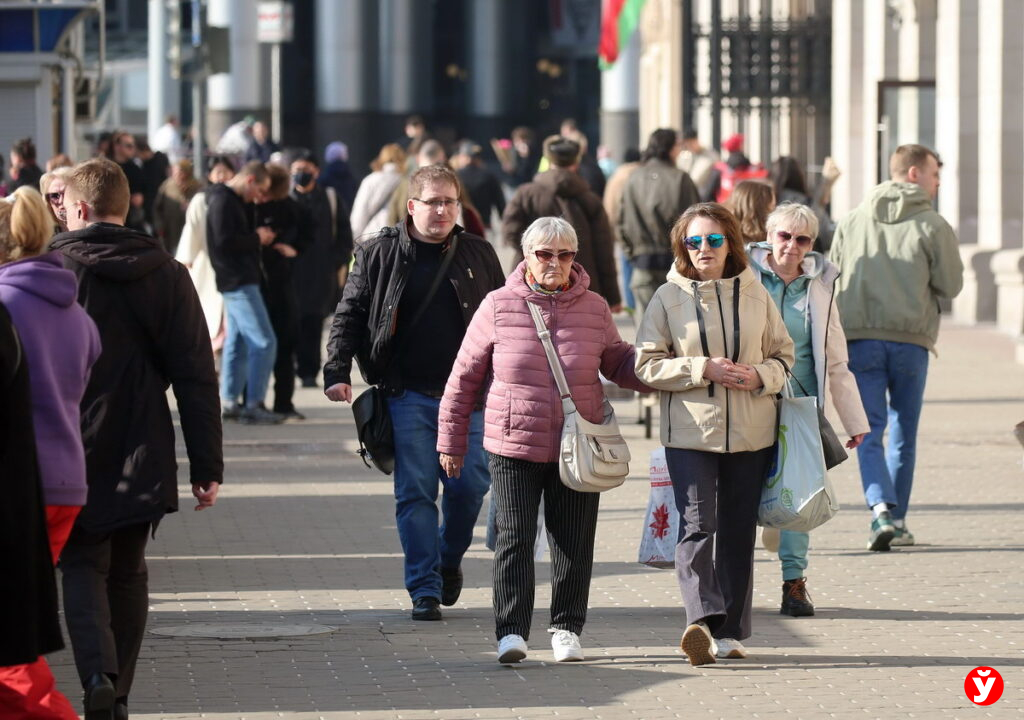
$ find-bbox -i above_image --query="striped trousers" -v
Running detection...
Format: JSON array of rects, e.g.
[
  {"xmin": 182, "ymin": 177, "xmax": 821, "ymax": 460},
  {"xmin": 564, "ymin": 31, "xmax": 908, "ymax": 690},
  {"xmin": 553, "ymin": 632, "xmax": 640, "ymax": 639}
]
[{"xmin": 488, "ymin": 453, "xmax": 600, "ymax": 641}]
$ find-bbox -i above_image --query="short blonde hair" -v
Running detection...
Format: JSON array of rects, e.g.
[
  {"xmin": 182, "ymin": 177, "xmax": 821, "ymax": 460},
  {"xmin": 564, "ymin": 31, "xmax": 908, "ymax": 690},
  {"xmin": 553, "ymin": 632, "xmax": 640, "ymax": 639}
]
[
  {"xmin": 40, "ymin": 166, "xmax": 74, "ymax": 226},
  {"xmin": 0, "ymin": 187, "xmax": 51, "ymax": 262},
  {"xmin": 521, "ymin": 216, "xmax": 579, "ymax": 257},
  {"xmin": 65, "ymin": 158, "xmax": 130, "ymax": 220},
  {"xmin": 765, "ymin": 202, "xmax": 819, "ymax": 241}
]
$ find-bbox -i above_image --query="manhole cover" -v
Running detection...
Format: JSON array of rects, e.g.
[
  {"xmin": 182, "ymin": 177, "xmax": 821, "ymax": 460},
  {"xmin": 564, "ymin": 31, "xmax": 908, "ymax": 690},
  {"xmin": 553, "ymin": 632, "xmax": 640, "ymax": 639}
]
[{"xmin": 150, "ymin": 623, "xmax": 336, "ymax": 639}]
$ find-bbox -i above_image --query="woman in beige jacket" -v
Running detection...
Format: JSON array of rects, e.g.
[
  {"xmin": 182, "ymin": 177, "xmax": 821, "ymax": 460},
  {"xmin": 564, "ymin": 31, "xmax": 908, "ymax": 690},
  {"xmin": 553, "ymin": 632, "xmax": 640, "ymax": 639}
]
[{"xmin": 635, "ymin": 202, "xmax": 794, "ymax": 666}]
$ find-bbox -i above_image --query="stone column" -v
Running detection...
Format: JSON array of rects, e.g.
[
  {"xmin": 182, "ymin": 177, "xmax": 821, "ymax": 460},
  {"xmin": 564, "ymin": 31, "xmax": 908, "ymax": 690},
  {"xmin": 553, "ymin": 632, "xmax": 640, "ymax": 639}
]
[
  {"xmin": 638, "ymin": 0, "xmax": 684, "ymax": 142},
  {"xmin": 977, "ymin": 0, "xmax": 1024, "ymax": 337},
  {"xmin": 938, "ymin": 0, "xmax": 986, "ymax": 322},
  {"xmin": 207, "ymin": 0, "xmax": 266, "ymax": 144},
  {"xmin": 377, "ymin": 0, "xmax": 431, "ymax": 138},
  {"xmin": 600, "ymin": 29, "xmax": 641, "ymax": 162},
  {"xmin": 467, "ymin": 0, "xmax": 510, "ymax": 145},
  {"xmin": 829, "ymin": 0, "xmax": 865, "ymax": 216},
  {"xmin": 314, "ymin": 0, "xmax": 378, "ymax": 176},
  {"xmin": 147, "ymin": 0, "xmax": 176, "ymax": 141}
]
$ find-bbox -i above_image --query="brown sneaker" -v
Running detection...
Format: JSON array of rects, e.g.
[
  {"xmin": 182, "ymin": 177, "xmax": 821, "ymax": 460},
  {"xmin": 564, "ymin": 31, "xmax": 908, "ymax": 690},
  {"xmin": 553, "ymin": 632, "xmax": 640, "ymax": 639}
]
[
  {"xmin": 680, "ymin": 621, "xmax": 717, "ymax": 666},
  {"xmin": 780, "ymin": 577, "xmax": 815, "ymax": 617}
]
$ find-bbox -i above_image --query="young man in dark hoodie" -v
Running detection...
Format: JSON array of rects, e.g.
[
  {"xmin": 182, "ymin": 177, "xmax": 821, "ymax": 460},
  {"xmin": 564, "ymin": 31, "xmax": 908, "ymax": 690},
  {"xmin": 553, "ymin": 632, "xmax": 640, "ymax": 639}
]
[{"xmin": 51, "ymin": 158, "xmax": 223, "ymax": 720}]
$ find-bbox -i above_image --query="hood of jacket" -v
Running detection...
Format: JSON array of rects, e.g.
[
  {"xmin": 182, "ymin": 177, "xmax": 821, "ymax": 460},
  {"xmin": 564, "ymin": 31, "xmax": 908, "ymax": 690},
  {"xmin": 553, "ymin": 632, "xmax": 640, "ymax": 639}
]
[
  {"xmin": 0, "ymin": 251, "xmax": 79, "ymax": 308},
  {"xmin": 665, "ymin": 261, "xmax": 762, "ymax": 297},
  {"xmin": 507, "ymin": 258, "xmax": 591, "ymax": 303},
  {"xmin": 746, "ymin": 242, "xmax": 837, "ymax": 284},
  {"xmin": 533, "ymin": 167, "xmax": 591, "ymax": 200},
  {"xmin": 49, "ymin": 223, "xmax": 171, "ymax": 283},
  {"xmin": 865, "ymin": 181, "xmax": 934, "ymax": 224}
]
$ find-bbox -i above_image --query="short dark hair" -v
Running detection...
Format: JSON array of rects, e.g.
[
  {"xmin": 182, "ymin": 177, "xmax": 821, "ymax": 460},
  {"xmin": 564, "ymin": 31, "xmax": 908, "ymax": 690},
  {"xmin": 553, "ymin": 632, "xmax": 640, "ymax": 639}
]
[
  {"xmin": 889, "ymin": 144, "xmax": 940, "ymax": 180},
  {"xmin": 671, "ymin": 202, "xmax": 748, "ymax": 281},
  {"xmin": 642, "ymin": 128, "xmax": 678, "ymax": 163},
  {"xmin": 542, "ymin": 135, "xmax": 581, "ymax": 168},
  {"xmin": 682, "ymin": 128, "xmax": 699, "ymax": 141},
  {"xmin": 12, "ymin": 137, "xmax": 36, "ymax": 162},
  {"xmin": 236, "ymin": 160, "xmax": 269, "ymax": 183},
  {"xmin": 65, "ymin": 158, "xmax": 130, "ymax": 220},
  {"xmin": 207, "ymin": 155, "xmax": 236, "ymax": 174},
  {"xmin": 405, "ymin": 114, "xmax": 425, "ymax": 127},
  {"xmin": 266, "ymin": 164, "xmax": 291, "ymax": 200},
  {"xmin": 408, "ymin": 164, "xmax": 461, "ymax": 203},
  {"xmin": 291, "ymin": 150, "xmax": 318, "ymax": 167}
]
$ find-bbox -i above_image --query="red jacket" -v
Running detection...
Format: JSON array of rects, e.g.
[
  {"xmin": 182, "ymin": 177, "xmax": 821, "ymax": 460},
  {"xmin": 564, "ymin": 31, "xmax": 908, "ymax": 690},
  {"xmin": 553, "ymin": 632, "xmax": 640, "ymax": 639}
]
[{"xmin": 437, "ymin": 261, "xmax": 650, "ymax": 463}]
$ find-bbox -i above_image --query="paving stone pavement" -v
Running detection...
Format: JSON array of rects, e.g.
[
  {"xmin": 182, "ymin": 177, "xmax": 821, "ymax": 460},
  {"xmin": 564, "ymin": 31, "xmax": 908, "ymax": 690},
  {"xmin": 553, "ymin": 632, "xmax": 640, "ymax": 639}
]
[{"xmin": 48, "ymin": 320, "xmax": 1024, "ymax": 719}]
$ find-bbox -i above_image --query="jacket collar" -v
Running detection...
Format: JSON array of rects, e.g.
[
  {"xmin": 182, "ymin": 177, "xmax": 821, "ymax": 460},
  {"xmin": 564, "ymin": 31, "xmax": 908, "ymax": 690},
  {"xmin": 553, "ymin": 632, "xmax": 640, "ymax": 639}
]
[{"xmin": 507, "ymin": 259, "xmax": 590, "ymax": 302}]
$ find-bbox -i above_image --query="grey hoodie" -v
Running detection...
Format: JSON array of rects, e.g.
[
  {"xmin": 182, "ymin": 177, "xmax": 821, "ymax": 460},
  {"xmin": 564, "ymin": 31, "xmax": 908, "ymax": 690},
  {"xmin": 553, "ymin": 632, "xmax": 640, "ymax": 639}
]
[{"xmin": 828, "ymin": 181, "xmax": 963, "ymax": 352}]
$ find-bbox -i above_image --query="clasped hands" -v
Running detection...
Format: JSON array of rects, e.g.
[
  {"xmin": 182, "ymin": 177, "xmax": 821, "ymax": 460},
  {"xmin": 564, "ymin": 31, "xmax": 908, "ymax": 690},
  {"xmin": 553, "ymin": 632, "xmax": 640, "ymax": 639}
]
[{"xmin": 703, "ymin": 357, "xmax": 763, "ymax": 391}]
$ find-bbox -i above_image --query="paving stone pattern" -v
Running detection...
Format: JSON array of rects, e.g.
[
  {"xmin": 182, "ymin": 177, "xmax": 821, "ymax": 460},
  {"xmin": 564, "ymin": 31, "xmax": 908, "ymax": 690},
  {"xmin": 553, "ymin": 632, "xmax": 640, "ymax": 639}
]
[{"xmin": 49, "ymin": 321, "xmax": 1024, "ymax": 719}]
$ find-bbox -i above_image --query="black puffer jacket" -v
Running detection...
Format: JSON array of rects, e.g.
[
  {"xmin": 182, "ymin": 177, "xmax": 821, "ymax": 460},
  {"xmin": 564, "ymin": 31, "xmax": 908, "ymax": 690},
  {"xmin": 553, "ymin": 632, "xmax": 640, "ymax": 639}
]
[
  {"xmin": 50, "ymin": 223, "xmax": 223, "ymax": 534},
  {"xmin": 324, "ymin": 220, "xmax": 505, "ymax": 389}
]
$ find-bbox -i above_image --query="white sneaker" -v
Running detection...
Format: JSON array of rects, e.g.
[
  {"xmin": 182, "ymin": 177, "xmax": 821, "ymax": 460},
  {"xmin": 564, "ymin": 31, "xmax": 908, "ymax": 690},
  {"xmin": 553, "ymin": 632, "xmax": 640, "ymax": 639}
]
[
  {"xmin": 680, "ymin": 621, "xmax": 717, "ymax": 666},
  {"xmin": 715, "ymin": 637, "xmax": 747, "ymax": 659},
  {"xmin": 760, "ymin": 526, "xmax": 781, "ymax": 552},
  {"xmin": 497, "ymin": 634, "xmax": 527, "ymax": 664},
  {"xmin": 549, "ymin": 629, "xmax": 584, "ymax": 662}
]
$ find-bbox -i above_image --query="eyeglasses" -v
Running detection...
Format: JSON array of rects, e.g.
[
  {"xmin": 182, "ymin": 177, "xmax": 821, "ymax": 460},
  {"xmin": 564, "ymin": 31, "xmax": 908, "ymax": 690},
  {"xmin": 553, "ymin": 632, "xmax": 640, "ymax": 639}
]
[
  {"xmin": 413, "ymin": 197, "xmax": 460, "ymax": 211},
  {"xmin": 45, "ymin": 191, "xmax": 64, "ymax": 204},
  {"xmin": 774, "ymin": 230, "xmax": 813, "ymax": 247},
  {"xmin": 683, "ymin": 233, "xmax": 727, "ymax": 251},
  {"xmin": 534, "ymin": 249, "xmax": 577, "ymax": 263}
]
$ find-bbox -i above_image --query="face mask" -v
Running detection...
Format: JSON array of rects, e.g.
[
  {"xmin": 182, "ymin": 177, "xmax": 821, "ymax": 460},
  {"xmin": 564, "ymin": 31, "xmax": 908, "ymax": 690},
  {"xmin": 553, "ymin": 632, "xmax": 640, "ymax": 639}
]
[{"xmin": 292, "ymin": 171, "xmax": 314, "ymax": 187}]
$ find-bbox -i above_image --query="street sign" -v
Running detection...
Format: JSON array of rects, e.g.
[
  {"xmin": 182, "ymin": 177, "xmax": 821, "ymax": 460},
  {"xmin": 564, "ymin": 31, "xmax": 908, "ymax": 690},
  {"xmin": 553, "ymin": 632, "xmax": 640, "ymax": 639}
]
[{"xmin": 257, "ymin": 1, "xmax": 293, "ymax": 43}]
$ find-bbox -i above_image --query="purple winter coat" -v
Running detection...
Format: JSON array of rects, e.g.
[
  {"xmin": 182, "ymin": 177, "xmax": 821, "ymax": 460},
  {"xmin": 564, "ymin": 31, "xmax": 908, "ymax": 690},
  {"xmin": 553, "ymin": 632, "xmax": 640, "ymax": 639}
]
[
  {"xmin": 438, "ymin": 260, "xmax": 651, "ymax": 463},
  {"xmin": 0, "ymin": 251, "xmax": 100, "ymax": 506}
]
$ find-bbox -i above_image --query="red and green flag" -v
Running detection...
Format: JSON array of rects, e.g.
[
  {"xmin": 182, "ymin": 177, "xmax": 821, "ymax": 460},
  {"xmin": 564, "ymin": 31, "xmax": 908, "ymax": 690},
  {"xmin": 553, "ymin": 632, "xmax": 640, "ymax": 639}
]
[{"xmin": 598, "ymin": 0, "xmax": 647, "ymax": 69}]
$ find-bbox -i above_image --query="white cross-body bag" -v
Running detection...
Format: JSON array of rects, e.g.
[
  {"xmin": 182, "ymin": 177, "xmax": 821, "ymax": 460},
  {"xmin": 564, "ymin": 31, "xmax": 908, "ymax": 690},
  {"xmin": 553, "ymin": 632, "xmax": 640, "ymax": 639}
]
[{"xmin": 528, "ymin": 302, "xmax": 630, "ymax": 492}]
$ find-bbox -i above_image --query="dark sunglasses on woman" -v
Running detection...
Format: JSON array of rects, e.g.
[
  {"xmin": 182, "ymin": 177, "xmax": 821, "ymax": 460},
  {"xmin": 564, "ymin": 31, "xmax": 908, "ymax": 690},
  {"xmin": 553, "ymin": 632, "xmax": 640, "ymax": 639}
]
[
  {"xmin": 534, "ymin": 249, "xmax": 577, "ymax": 263},
  {"xmin": 774, "ymin": 230, "xmax": 813, "ymax": 247}
]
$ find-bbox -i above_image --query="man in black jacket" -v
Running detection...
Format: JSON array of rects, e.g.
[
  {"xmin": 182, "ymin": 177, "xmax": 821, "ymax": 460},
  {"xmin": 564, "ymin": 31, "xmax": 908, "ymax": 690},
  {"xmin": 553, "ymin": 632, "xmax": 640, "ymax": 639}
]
[
  {"xmin": 52, "ymin": 158, "xmax": 222, "ymax": 719},
  {"xmin": 206, "ymin": 161, "xmax": 284, "ymax": 424},
  {"xmin": 290, "ymin": 152, "xmax": 353, "ymax": 388},
  {"xmin": 324, "ymin": 164, "xmax": 504, "ymax": 622}
]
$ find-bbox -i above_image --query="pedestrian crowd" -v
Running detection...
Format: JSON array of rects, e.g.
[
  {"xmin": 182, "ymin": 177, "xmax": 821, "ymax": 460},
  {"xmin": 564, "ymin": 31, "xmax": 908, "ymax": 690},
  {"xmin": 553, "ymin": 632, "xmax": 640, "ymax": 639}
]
[{"xmin": 2, "ymin": 112, "xmax": 962, "ymax": 717}]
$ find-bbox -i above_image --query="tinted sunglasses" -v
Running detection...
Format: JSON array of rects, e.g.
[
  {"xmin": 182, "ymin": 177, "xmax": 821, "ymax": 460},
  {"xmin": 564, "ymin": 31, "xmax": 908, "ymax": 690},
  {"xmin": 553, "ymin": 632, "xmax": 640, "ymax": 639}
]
[
  {"xmin": 775, "ymin": 230, "xmax": 813, "ymax": 247},
  {"xmin": 683, "ymin": 233, "xmax": 726, "ymax": 251},
  {"xmin": 534, "ymin": 249, "xmax": 577, "ymax": 263},
  {"xmin": 45, "ymin": 191, "xmax": 64, "ymax": 204}
]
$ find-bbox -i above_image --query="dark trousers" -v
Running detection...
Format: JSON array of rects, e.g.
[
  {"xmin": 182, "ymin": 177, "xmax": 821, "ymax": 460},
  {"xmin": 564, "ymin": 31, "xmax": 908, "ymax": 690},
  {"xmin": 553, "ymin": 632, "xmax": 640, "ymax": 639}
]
[
  {"xmin": 665, "ymin": 447, "xmax": 772, "ymax": 641},
  {"xmin": 489, "ymin": 453, "xmax": 600, "ymax": 641},
  {"xmin": 266, "ymin": 294, "xmax": 298, "ymax": 413},
  {"xmin": 296, "ymin": 312, "xmax": 326, "ymax": 382},
  {"xmin": 60, "ymin": 522, "xmax": 150, "ymax": 698}
]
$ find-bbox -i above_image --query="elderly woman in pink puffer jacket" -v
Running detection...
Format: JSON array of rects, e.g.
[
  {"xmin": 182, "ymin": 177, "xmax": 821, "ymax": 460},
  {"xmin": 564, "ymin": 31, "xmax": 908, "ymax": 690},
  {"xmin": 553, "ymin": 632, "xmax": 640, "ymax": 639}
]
[{"xmin": 437, "ymin": 216, "xmax": 650, "ymax": 666}]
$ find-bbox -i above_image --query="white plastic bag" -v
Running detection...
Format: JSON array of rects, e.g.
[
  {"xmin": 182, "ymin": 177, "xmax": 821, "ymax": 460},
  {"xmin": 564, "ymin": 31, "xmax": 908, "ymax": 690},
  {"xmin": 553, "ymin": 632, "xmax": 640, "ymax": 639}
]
[
  {"xmin": 759, "ymin": 382, "xmax": 839, "ymax": 532},
  {"xmin": 637, "ymin": 448, "xmax": 677, "ymax": 568}
]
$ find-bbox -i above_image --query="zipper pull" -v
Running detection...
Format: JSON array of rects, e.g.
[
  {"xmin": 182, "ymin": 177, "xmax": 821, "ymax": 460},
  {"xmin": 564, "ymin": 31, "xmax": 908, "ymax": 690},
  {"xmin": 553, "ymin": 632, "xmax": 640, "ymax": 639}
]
[{"xmin": 467, "ymin": 267, "xmax": 474, "ymax": 279}]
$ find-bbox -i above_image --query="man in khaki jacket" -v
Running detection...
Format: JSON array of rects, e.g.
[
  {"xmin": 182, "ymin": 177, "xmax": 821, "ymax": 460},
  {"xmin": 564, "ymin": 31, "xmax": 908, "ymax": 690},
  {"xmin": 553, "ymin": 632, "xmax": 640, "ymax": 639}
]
[{"xmin": 829, "ymin": 143, "xmax": 963, "ymax": 552}]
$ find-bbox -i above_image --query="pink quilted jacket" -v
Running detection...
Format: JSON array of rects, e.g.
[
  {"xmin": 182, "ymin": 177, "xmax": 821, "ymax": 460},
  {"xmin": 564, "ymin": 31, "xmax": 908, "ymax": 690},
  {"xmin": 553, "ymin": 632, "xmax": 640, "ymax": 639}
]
[{"xmin": 437, "ymin": 261, "xmax": 651, "ymax": 463}]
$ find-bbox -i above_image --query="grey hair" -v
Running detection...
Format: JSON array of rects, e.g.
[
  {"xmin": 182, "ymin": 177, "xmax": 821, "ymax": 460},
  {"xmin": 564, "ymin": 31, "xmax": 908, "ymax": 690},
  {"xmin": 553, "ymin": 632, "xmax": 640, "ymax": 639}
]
[
  {"xmin": 520, "ymin": 216, "xmax": 579, "ymax": 256},
  {"xmin": 765, "ymin": 202, "xmax": 819, "ymax": 241}
]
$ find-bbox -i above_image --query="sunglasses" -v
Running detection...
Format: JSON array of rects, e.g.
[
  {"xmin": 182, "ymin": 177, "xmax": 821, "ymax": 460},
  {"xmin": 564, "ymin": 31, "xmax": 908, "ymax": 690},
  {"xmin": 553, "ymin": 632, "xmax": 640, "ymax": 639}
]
[
  {"xmin": 45, "ymin": 191, "xmax": 64, "ymax": 204},
  {"xmin": 775, "ymin": 230, "xmax": 813, "ymax": 247},
  {"xmin": 683, "ymin": 233, "xmax": 726, "ymax": 251},
  {"xmin": 534, "ymin": 249, "xmax": 577, "ymax": 263}
]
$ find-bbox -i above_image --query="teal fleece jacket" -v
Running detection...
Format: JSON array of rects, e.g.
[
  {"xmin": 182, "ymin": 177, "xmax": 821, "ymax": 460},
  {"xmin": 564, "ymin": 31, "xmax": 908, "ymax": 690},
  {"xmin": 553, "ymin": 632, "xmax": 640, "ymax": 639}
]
[{"xmin": 828, "ymin": 181, "xmax": 963, "ymax": 352}]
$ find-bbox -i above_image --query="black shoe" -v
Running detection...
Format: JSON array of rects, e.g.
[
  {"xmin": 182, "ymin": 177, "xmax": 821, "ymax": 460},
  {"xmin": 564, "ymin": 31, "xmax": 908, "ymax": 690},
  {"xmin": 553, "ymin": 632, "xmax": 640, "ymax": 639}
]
[
  {"xmin": 276, "ymin": 409, "xmax": 306, "ymax": 421},
  {"xmin": 411, "ymin": 597, "xmax": 442, "ymax": 621},
  {"xmin": 440, "ymin": 566, "xmax": 463, "ymax": 606},
  {"xmin": 83, "ymin": 672, "xmax": 115, "ymax": 720},
  {"xmin": 780, "ymin": 577, "xmax": 815, "ymax": 617},
  {"xmin": 114, "ymin": 699, "xmax": 129, "ymax": 720},
  {"xmin": 300, "ymin": 376, "xmax": 317, "ymax": 388},
  {"xmin": 221, "ymin": 403, "xmax": 243, "ymax": 422},
  {"xmin": 239, "ymin": 405, "xmax": 286, "ymax": 425}
]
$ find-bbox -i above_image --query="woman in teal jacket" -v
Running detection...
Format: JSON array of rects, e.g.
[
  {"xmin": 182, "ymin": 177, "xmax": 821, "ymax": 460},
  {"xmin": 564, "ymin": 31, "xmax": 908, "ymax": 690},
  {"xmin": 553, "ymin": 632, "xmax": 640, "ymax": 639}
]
[{"xmin": 748, "ymin": 203, "xmax": 870, "ymax": 616}]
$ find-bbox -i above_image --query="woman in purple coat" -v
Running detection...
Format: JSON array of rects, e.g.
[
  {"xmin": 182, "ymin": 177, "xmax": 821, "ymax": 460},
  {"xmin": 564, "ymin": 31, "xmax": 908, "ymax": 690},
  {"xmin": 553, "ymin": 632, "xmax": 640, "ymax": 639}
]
[{"xmin": 437, "ymin": 216, "xmax": 650, "ymax": 665}]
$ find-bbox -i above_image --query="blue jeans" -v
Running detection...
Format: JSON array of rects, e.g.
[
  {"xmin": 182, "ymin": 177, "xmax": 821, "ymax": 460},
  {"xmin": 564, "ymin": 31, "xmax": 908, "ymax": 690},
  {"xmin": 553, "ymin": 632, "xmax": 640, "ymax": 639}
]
[
  {"xmin": 847, "ymin": 340, "xmax": 929, "ymax": 520},
  {"xmin": 387, "ymin": 390, "xmax": 491, "ymax": 601},
  {"xmin": 221, "ymin": 284, "xmax": 278, "ymax": 408},
  {"xmin": 779, "ymin": 530, "xmax": 809, "ymax": 581}
]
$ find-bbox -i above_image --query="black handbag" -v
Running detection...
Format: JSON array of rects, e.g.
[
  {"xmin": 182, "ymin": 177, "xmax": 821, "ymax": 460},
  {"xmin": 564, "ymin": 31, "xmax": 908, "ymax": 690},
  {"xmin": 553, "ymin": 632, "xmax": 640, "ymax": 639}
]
[
  {"xmin": 352, "ymin": 385, "xmax": 395, "ymax": 474},
  {"xmin": 348, "ymin": 235, "xmax": 459, "ymax": 474}
]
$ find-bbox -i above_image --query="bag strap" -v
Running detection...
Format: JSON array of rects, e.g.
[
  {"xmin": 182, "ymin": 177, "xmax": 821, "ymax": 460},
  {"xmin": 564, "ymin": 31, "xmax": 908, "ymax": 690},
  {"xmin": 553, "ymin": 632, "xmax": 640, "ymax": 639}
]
[{"xmin": 527, "ymin": 301, "xmax": 577, "ymax": 416}]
